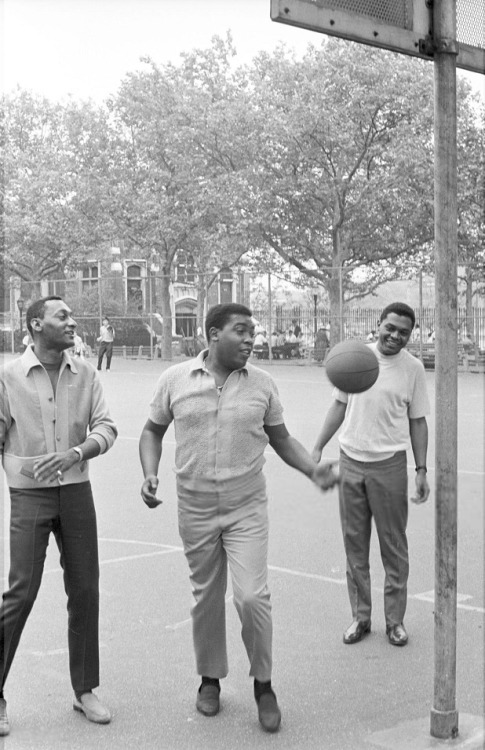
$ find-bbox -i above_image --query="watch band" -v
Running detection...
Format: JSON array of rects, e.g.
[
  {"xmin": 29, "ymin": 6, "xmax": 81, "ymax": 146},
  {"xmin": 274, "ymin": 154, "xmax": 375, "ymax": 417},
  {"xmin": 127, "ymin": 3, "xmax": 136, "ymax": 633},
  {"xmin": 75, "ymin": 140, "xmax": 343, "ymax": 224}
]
[
  {"xmin": 415, "ymin": 465, "xmax": 427, "ymax": 472},
  {"xmin": 73, "ymin": 446, "xmax": 84, "ymax": 462}
]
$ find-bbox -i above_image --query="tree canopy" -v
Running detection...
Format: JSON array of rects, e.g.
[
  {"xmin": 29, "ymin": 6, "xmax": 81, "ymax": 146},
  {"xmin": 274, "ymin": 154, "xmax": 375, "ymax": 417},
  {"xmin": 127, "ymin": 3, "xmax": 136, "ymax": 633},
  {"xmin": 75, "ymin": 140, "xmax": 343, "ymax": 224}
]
[{"xmin": 3, "ymin": 36, "xmax": 483, "ymax": 347}]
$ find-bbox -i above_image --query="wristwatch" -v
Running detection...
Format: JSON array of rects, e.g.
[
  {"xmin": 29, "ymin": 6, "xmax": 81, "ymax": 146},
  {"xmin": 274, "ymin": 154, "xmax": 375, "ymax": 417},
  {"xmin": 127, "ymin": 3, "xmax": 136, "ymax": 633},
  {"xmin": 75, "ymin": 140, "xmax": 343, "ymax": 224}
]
[
  {"xmin": 415, "ymin": 465, "xmax": 427, "ymax": 473},
  {"xmin": 73, "ymin": 446, "xmax": 84, "ymax": 462}
]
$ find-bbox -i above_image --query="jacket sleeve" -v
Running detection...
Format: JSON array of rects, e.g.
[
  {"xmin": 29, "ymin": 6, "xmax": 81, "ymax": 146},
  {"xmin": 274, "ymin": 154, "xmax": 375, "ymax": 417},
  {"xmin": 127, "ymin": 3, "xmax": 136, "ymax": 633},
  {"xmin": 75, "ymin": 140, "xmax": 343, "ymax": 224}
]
[
  {"xmin": 0, "ymin": 377, "xmax": 12, "ymax": 456},
  {"xmin": 88, "ymin": 374, "xmax": 118, "ymax": 453}
]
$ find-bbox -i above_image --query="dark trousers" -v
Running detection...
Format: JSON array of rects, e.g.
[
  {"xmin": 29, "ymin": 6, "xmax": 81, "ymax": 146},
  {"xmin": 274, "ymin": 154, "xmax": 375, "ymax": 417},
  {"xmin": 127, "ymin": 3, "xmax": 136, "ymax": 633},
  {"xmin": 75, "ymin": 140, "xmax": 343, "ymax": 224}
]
[
  {"xmin": 339, "ymin": 451, "xmax": 409, "ymax": 627},
  {"xmin": 0, "ymin": 482, "xmax": 100, "ymax": 694},
  {"xmin": 97, "ymin": 341, "xmax": 113, "ymax": 370}
]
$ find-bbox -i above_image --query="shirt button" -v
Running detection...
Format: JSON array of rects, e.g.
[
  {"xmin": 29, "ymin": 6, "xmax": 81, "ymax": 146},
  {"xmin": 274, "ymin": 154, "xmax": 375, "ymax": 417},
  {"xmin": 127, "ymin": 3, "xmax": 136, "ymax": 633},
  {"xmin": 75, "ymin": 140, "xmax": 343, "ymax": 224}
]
[
  {"xmin": 56, "ymin": 437, "xmax": 61, "ymax": 441},
  {"xmin": 48, "ymin": 397, "xmax": 53, "ymax": 402}
]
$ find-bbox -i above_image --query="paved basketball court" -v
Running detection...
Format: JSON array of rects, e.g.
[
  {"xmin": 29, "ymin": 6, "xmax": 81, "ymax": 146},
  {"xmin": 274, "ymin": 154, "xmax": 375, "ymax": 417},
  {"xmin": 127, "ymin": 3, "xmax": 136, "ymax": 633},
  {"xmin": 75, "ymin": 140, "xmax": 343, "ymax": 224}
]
[{"xmin": 1, "ymin": 354, "xmax": 484, "ymax": 749}]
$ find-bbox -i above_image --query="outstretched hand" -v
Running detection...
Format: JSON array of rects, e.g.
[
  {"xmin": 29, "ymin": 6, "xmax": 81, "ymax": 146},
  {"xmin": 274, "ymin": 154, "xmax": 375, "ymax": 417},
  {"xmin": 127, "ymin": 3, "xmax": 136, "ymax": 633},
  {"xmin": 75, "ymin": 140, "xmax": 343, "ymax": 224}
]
[{"xmin": 311, "ymin": 461, "xmax": 340, "ymax": 492}]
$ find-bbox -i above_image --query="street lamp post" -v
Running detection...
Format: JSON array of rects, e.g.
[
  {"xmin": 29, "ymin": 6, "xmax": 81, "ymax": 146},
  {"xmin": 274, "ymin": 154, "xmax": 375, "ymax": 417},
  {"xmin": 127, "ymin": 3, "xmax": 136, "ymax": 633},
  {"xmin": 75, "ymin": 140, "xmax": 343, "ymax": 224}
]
[
  {"xmin": 17, "ymin": 297, "xmax": 25, "ymax": 342},
  {"xmin": 149, "ymin": 255, "xmax": 160, "ymax": 360}
]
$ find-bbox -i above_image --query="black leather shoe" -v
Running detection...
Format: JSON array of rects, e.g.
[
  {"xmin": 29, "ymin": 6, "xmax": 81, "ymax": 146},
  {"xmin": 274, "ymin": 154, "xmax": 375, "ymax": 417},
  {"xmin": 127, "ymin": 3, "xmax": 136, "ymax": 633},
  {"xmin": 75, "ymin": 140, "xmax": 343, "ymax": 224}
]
[
  {"xmin": 196, "ymin": 683, "xmax": 220, "ymax": 716},
  {"xmin": 255, "ymin": 688, "xmax": 281, "ymax": 733},
  {"xmin": 386, "ymin": 623, "xmax": 408, "ymax": 646},
  {"xmin": 343, "ymin": 619, "xmax": 371, "ymax": 644}
]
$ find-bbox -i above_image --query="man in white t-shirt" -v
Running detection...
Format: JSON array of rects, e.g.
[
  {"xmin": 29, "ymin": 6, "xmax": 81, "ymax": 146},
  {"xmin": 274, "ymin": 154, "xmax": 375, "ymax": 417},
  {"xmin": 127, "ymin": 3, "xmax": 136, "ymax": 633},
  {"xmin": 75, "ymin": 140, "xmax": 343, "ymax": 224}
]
[{"xmin": 312, "ymin": 302, "xmax": 430, "ymax": 648}]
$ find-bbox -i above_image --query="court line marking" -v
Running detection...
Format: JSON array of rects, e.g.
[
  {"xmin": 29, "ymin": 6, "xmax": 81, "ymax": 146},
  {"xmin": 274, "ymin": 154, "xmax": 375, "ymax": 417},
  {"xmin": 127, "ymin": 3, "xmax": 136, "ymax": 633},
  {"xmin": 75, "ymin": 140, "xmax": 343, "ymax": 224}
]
[
  {"xmin": 268, "ymin": 564, "xmax": 347, "ymax": 586},
  {"xmin": 1, "ymin": 539, "xmax": 483, "ymax": 615},
  {"xmin": 99, "ymin": 537, "xmax": 182, "ymax": 551},
  {"xmin": 41, "ymin": 546, "xmax": 183, "ymax": 576}
]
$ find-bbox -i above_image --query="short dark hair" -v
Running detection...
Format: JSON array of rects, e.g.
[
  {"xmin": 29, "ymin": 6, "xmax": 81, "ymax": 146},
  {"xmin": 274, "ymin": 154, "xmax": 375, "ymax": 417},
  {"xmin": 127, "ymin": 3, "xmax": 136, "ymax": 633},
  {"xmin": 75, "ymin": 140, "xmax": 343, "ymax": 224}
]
[
  {"xmin": 379, "ymin": 302, "xmax": 415, "ymax": 328},
  {"xmin": 26, "ymin": 296, "xmax": 63, "ymax": 336},
  {"xmin": 205, "ymin": 303, "xmax": 252, "ymax": 342}
]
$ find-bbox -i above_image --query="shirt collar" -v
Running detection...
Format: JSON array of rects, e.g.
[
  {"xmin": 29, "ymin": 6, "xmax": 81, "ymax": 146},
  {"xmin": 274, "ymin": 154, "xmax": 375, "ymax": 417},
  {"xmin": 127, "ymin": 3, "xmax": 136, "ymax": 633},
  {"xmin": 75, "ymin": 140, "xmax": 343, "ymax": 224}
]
[
  {"xmin": 20, "ymin": 344, "xmax": 78, "ymax": 376},
  {"xmin": 189, "ymin": 349, "xmax": 249, "ymax": 376}
]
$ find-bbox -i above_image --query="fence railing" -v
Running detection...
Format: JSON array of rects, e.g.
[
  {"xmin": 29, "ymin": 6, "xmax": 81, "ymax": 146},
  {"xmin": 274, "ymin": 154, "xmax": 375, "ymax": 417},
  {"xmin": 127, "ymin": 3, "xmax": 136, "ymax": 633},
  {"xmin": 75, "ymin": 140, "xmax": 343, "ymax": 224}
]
[{"xmin": 251, "ymin": 306, "xmax": 485, "ymax": 349}]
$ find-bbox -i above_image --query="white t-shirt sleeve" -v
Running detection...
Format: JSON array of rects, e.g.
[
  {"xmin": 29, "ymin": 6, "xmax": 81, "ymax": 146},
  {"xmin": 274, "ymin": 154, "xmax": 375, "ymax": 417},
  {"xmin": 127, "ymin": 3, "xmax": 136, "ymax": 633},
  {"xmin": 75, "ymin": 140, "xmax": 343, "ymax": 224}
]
[{"xmin": 408, "ymin": 360, "xmax": 430, "ymax": 418}]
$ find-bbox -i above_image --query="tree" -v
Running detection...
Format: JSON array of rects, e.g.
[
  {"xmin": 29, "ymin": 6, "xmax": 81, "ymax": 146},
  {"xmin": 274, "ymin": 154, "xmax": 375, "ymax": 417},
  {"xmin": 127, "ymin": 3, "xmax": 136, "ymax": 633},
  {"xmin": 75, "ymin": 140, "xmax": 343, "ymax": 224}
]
[
  {"xmin": 456, "ymin": 86, "xmax": 485, "ymax": 339},
  {"xmin": 246, "ymin": 40, "xmax": 435, "ymax": 342},
  {"xmin": 104, "ymin": 38, "xmax": 258, "ymax": 357},
  {"xmin": 3, "ymin": 90, "xmax": 113, "ymax": 287}
]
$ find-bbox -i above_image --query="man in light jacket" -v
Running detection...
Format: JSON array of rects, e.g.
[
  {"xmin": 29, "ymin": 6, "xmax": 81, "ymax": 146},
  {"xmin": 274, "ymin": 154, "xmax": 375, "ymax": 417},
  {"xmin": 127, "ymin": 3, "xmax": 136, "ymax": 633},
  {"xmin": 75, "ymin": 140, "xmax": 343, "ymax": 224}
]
[{"xmin": 0, "ymin": 296, "xmax": 117, "ymax": 736}]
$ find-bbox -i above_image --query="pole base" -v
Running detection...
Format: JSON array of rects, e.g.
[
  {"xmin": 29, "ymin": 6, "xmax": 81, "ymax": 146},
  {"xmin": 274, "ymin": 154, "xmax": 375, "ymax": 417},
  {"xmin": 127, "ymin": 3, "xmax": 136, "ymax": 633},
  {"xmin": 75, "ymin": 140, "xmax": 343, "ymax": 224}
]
[{"xmin": 430, "ymin": 708, "xmax": 459, "ymax": 739}]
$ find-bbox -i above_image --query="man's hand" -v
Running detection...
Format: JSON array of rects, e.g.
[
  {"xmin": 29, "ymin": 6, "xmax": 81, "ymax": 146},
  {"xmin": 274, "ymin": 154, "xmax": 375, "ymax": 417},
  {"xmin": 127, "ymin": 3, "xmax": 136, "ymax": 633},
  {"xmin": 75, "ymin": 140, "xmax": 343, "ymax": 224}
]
[
  {"xmin": 33, "ymin": 450, "xmax": 78, "ymax": 483},
  {"xmin": 311, "ymin": 461, "xmax": 340, "ymax": 492},
  {"xmin": 141, "ymin": 475, "xmax": 162, "ymax": 509},
  {"xmin": 410, "ymin": 472, "xmax": 430, "ymax": 504}
]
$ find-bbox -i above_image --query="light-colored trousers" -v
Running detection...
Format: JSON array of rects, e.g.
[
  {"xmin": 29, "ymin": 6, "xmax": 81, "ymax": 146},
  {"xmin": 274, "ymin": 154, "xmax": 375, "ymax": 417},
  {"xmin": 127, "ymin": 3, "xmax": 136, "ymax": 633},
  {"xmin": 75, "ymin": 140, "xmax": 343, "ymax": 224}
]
[
  {"xmin": 176, "ymin": 470, "xmax": 272, "ymax": 682},
  {"xmin": 339, "ymin": 450, "xmax": 409, "ymax": 627}
]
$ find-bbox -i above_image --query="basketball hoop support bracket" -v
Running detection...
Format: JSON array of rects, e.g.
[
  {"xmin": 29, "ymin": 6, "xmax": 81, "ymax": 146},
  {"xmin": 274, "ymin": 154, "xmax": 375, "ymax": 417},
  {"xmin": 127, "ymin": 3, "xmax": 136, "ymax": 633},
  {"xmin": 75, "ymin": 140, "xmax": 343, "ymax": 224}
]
[{"xmin": 419, "ymin": 0, "xmax": 435, "ymax": 57}]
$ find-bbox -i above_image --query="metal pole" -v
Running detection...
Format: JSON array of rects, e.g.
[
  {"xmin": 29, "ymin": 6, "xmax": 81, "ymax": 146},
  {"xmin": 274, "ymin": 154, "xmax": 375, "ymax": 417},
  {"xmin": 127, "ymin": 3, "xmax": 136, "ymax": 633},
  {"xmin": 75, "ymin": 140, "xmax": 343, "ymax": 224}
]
[
  {"xmin": 419, "ymin": 270, "xmax": 424, "ymax": 362},
  {"xmin": 97, "ymin": 261, "xmax": 103, "ymax": 328},
  {"xmin": 430, "ymin": 0, "xmax": 459, "ymax": 740},
  {"xmin": 267, "ymin": 272, "xmax": 273, "ymax": 362},
  {"xmin": 9, "ymin": 278, "xmax": 15, "ymax": 354},
  {"xmin": 149, "ymin": 271, "xmax": 154, "ymax": 360},
  {"xmin": 339, "ymin": 265, "xmax": 344, "ymax": 341}
]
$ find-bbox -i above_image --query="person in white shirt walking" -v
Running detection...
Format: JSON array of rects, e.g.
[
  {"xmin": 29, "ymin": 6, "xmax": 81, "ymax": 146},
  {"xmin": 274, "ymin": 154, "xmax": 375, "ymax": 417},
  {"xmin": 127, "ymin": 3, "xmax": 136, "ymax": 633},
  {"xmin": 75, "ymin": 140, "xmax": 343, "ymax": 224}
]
[{"xmin": 96, "ymin": 317, "xmax": 115, "ymax": 371}]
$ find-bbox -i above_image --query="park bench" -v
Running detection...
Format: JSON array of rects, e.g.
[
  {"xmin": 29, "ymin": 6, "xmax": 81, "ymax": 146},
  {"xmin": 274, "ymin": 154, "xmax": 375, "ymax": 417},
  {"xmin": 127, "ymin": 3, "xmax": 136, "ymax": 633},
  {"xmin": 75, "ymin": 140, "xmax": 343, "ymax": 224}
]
[
  {"xmin": 99, "ymin": 344, "xmax": 152, "ymax": 359},
  {"xmin": 253, "ymin": 343, "xmax": 303, "ymax": 360},
  {"xmin": 407, "ymin": 342, "xmax": 485, "ymax": 372}
]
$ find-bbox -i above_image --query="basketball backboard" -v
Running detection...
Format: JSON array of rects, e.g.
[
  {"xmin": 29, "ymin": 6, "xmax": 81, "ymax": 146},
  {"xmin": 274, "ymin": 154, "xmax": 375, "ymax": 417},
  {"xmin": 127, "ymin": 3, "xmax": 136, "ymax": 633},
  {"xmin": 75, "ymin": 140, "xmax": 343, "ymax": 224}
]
[{"xmin": 270, "ymin": 0, "xmax": 485, "ymax": 74}]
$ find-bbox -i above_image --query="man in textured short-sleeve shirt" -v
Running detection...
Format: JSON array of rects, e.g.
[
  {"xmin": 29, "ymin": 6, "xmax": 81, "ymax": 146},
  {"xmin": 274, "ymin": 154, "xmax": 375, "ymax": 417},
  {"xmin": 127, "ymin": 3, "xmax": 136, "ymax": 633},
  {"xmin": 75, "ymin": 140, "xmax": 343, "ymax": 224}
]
[{"xmin": 139, "ymin": 303, "xmax": 338, "ymax": 733}]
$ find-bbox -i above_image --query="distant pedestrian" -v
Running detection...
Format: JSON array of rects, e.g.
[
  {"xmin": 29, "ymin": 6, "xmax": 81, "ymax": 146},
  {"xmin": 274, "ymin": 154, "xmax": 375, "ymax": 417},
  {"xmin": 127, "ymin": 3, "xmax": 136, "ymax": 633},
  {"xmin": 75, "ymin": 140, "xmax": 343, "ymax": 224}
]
[
  {"xmin": 314, "ymin": 328, "xmax": 329, "ymax": 364},
  {"xmin": 461, "ymin": 330, "xmax": 473, "ymax": 353},
  {"xmin": 97, "ymin": 317, "xmax": 115, "ymax": 371},
  {"xmin": 21, "ymin": 333, "xmax": 31, "ymax": 351},
  {"xmin": 71, "ymin": 333, "xmax": 86, "ymax": 357},
  {"xmin": 0, "ymin": 296, "xmax": 117, "ymax": 737}
]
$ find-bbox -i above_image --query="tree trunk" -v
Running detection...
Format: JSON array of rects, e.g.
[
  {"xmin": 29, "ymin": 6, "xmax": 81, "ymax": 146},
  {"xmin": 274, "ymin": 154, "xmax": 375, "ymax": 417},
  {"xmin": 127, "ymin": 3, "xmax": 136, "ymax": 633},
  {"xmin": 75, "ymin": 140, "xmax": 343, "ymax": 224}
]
[
  {"xmin": 329, "ymin": 218, "xmax": 344, "ymax": 346},
  {"xmin": 160, "ymin": 269, "xmax": 173, "ymax": 361},
  {"xmin": 328, "ymin": 275, "xmax": 341, "ymax": 346}
]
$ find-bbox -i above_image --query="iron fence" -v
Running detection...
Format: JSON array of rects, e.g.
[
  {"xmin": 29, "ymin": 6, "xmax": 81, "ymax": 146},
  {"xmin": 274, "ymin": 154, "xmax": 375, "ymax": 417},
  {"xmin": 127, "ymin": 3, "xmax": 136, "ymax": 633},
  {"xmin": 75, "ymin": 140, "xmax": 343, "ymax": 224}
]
[{"xmin": 3, "ymin": 275, "xmax": 484, "ymax": 355}]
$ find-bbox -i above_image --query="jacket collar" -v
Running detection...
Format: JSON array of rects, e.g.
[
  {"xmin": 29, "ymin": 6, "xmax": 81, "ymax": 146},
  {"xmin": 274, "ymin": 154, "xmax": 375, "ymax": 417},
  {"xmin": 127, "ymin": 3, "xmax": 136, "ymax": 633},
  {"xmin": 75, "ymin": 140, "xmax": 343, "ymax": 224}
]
[{"xmin": 20, "ymin": 344, "xmax": 78, "ymax": 376}]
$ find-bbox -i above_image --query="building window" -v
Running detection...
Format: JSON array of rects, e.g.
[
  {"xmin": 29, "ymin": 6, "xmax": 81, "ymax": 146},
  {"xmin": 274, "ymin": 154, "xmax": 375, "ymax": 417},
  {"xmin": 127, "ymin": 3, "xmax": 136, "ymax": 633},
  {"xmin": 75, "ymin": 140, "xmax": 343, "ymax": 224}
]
[
  {"xmin": 219, "ymin": 266, "xmax": 233, "ymax": 304},
  {"xmin": 126, "ymin": 263, "xmax": 143, "ymax": 310},
  {"xmin": 175, "ymin": 252, "xmax": 196, "ymax": 284},
  {"xmin": 81, "ymin": 264, "xmax": 99, "ymax": 292}
]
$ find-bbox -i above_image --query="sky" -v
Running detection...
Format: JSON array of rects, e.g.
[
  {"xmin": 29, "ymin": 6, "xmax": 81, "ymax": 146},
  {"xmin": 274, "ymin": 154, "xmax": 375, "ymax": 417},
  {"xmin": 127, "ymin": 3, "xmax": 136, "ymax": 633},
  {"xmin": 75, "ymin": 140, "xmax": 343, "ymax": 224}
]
[{"xmin": 2, "ymin": 0, "xmax": 483, "ymax": 103}]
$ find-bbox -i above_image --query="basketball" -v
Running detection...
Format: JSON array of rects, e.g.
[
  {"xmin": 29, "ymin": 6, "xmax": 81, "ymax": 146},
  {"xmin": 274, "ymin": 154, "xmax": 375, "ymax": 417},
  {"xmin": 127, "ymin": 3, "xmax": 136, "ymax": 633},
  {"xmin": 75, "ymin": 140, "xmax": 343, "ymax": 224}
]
[{"xmin": 325, "ymin": 340, "xmax": 379, "ymax": 393}]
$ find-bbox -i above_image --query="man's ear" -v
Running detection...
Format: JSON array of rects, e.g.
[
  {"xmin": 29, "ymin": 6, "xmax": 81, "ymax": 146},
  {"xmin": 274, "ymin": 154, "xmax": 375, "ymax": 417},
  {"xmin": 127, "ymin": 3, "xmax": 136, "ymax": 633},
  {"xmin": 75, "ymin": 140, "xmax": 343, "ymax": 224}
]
[
  {"xmin": 30, "ymin": 317, "xmax": 43, "ymax": 333},
  {"xmin": 208, "ymin": 327, "xmax": 219, "ymax": 342}
]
